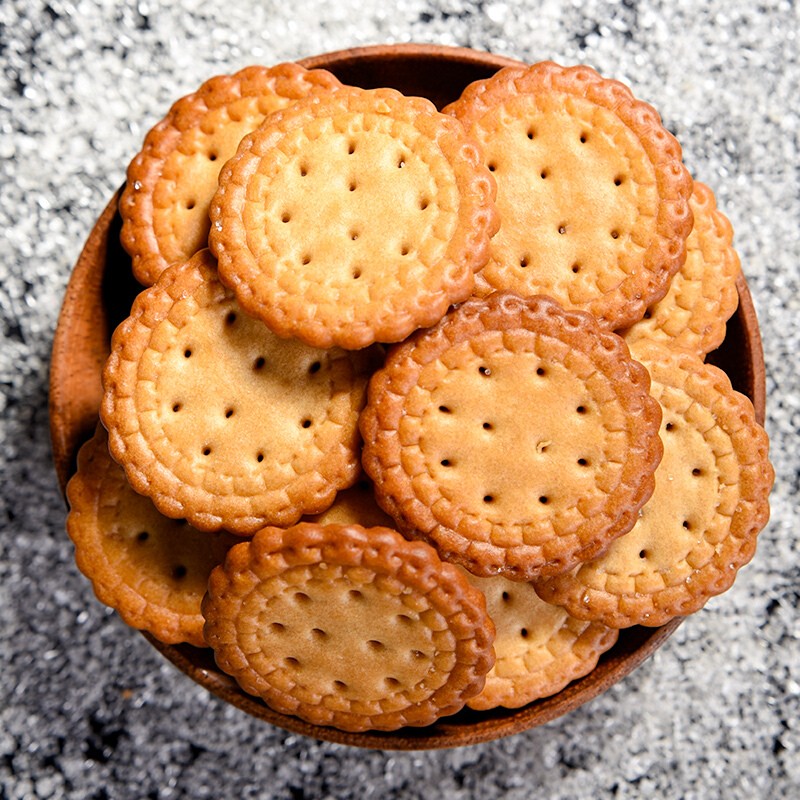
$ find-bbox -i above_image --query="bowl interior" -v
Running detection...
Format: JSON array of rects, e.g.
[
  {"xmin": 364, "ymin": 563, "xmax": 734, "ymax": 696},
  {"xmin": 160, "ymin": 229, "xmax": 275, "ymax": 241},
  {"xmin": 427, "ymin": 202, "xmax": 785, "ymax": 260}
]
[{"xmin": 50, "ymin": 43, "xmax": 766, "ymax": 750}]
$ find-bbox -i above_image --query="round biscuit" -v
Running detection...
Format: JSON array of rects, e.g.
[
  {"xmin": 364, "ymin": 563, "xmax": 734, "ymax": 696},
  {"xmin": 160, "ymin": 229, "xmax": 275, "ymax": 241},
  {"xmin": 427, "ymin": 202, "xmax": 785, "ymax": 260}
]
[
  {"xmin": 444, "ymin": 61, "xmax": 694, "ymax": 330},
  {"xmin": 121, "ymin": 63, "xmax": 342, "ymax": 286},
  {"xmin": 460, "ymin": 569, "xmax": 618, "ymax": 710},
  {"xmin": 101, "ymin": 249, "xmax": 372, "ymax": 534},
  {"xmin": 360, "ymin": 292, "xmax": 664, "ymax": 581},
  {"xmin": 202, "ymin": 523, "xmax": 496, "ymax": 731},
  {"xmin": 621, "ymin": 181, "xmax": 741, "ymax": 357},
  {"xmin": 66, "ymin": 425, "xmax": 236, "ymax": 647},
  {"xmin": 534, "ymin": 342, "xmax": 774, "ymax": 627},
  {"xmin": 209, "ymin": 85, "xmax": 499, "ymax": 349}
]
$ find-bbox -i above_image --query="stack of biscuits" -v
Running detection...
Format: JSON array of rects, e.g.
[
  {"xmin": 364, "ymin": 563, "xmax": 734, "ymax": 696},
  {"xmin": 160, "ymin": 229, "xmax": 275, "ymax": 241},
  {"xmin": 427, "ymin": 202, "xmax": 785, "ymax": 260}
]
[{"xmin": 66, "ymin": 61, "xmax": 773, "ymax": 732}]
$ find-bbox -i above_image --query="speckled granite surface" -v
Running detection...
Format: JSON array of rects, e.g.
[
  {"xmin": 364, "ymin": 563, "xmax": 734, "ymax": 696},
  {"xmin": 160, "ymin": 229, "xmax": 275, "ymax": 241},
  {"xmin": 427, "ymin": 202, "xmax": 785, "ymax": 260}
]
[{"xmin": 1, "ymin": 1, "xmax": 798, "ymax": 798}]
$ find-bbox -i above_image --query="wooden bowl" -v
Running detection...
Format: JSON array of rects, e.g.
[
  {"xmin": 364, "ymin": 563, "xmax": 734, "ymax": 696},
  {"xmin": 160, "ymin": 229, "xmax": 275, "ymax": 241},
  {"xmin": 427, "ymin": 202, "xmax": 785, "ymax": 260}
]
[{"xmin": 50, "ymin": 43, "xmax": 766, "ymax": 750}]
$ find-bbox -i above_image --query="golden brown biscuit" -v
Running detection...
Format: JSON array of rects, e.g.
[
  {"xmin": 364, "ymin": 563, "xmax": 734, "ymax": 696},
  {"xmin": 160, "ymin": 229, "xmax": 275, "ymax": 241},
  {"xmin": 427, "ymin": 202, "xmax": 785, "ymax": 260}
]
[
  {"xmin": 101, "ymin": 249, "xmax": 372, "ymax": 534},
  {"xmin": 121, "ymin": 64, "xmax": 342, "ymax": 285},
  {"xmin": 202, "ymin": 523, "xmax": 496, "ymax": 731},
  {"xmin": 621, "ymin": 181, "xmax": 740, "ymax": 357},
  {"xmin": 534, "ymin": 342, "xmax": 773, "ymax": 627},
  {"xmin": 460, "ymin": 570, "xmax": 618, "ymax": 709},
  {"xmin": 209, "ymin": 85, "xmax": 499, "ymax": 348},
  {"xmin": 360, "ymin": 292, "xmax": 663, "ymax": 581},
  {"xmin": 67, "ymin": 425, "xmax": 236, "ymax": 647},
  {"xmin": 444, "ymin": 61, "xmax": 693, "ymax": 329}
]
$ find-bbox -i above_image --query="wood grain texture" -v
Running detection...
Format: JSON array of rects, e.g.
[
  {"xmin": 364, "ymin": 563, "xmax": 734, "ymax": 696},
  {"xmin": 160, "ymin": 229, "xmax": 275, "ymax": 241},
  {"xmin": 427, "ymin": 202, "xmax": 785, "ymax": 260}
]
[{"xmin": 49, "ymin": 43, "xmax": 766, "ymax": 750}]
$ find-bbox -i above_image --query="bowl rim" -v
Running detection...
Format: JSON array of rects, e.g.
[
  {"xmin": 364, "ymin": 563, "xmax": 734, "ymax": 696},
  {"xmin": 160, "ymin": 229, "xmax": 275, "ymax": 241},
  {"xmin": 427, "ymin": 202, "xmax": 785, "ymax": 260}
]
[{"xmin": 49, "ymin": 43, "xmax": 767, "ymax": 750}]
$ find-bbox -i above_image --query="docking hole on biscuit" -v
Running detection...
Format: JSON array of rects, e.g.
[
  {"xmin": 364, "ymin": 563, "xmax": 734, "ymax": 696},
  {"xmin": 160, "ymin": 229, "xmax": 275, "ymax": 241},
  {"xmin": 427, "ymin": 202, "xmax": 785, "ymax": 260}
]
[
  {"xmin": 385, "ymin": 677, "xmax": 401, "ymax": 688},
  {"xmin": 270, "ymin": 622, "xmax": 285, "ymax": 633},
  {"xmin": 253, "ymin": 356, "xmax": 266, "ymax": 370},
  {"xmin": 527, "ymin": 127, "xmax": 535, "ymax": 140},
  {"xmin": 520, "ymin": 256, "xmax": 529, "ymax": 268},
  {"xmin": 225, "ymin": 407, "xmax": 234, "ymax": 418},
  {"xmin": 256, "ymin": 452, "xmax": 264, "ymax": 462},
  {"xmin": 482, "ymin": 421, "xmax": 493, "ymax": 430},
  {"xmin": 202, "ymin": 446, "xmax": 212, "ymax": 456},
  {"xmin": 293, "ymin": 591, "xmax": 310, "ymax": 604},
  {"xmin": 172, "ymin": 565, "xmax": 187, "ymax": 580},
  {"xmin": 572, "ymin": 263, "xmax": 581, "ymax": 273},
  {"xmin": 184, "ymin": 348, "xmax": 192, "ymax": 358},
  {"xmin": 136, "ymin": 531, "xmax": 149, "ymax": 543},
  {"xmin": 540, "ymin": 169, "xmax": 548, "ymax": 179},
  {"xmin": 367, "ymin": 639, "xmax": 384, "ymax": 651},
  {"xmin": 558, "ymin": 224, "xmax": 567, "ymax": 235},
  {"xmin": 520, "ymin": 627, "xmax": 529, "ymax": 638},
  {"xmin": 419, "ymin": 197, "xmax": 429, "ymax": 210},
  {"xmin": 348, "ymin": 589, "xmax": 364, "ymax": 601},
  {"xmin": 301, "ymin": 418, "xmax": 312, "ymax": 429},
  {"xmin": 536, "ymin": 367, "xmax": 546, "ymax": 376},
  {"xmin": 501, "ymin": 591, "xmax": 510, "ymax": 602},
  {"xmin": 225, "ymin": 311, "xmax": 237, "ymax": 325},
  {"xmin": 311, "ymin": 627, "xmax": 327, "ymax": 639},
  {"xmin": 172, "ymin": 402, "xmax": 181, "ymax": 413},
  {"xmin": 478, "ymin": 365, "xmax": 491, "ymax": 376},
  {"xmin": 639, "ymin": 550, "xmax": 648, "ymax": 559},
  {"xmin": 308, "ymin": 360, "xmax": 321, "ymax": 375}
]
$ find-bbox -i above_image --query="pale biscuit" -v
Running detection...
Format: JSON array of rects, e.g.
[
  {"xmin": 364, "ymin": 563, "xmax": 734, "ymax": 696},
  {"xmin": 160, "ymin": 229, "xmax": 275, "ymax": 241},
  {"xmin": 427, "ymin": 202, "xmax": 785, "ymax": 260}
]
[
  {"xmin": 444, "ymin": 61, "xmax": 693, "ymax": 330},
  {"xmin": 360, "ymin": 292, "xmax": 663, "ymax": 582},
  {"xmin": 66, "ymin": 425, "xmax": 236, "ymax": 647},
  {"xmin": 202, "ymin": 523, "xmax": 496, "ymax": 731},
  {"xmin": 121, "ymin": 64, "xmax": 342, "ymax": 286},
  {"xmin": 621, "ymin": 181, "xmax": 740, "ymax": 357},
  {"xmin": 101, "ymin": 249, "xmax": 371, "ymax": 534},
  {"xmin": 460, "ymin": 570, "xmax": 618, "ymax": 710},
  {"xmin": 534, "ymin": 342, "xmax": 773, "ymax": 627},
  {"xmin": 209, "ymin": 85, "xmax": 499, "ymax": 348}
]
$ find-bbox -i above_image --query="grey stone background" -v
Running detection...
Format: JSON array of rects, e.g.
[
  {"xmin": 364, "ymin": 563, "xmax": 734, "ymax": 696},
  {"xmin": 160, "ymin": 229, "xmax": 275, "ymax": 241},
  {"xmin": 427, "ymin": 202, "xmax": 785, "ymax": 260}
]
[{"xmin": 1, "ymin": 0, "xmax": 797, "ymax": 797}]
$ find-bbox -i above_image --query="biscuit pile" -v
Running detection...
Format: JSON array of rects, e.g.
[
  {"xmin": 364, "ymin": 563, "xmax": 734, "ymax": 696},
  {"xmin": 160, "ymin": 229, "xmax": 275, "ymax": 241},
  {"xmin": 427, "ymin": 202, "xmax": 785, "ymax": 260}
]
[{"xmin": 66, "ymin": 61, "xmax": 773, "ymax": 732}]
